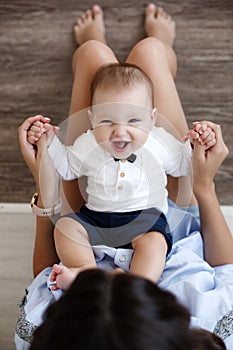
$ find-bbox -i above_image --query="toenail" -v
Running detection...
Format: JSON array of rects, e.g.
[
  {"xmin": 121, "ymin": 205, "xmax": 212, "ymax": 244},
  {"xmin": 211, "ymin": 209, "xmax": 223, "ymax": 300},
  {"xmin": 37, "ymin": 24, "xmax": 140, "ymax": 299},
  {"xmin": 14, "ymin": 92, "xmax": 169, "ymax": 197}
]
[
  {"xmin": 148, "ymin": 3, "xmax": 155, "ymax": 10},
  {"xmin": 93, "ymin": 4, "xmax": 101, "ymax": 11}
]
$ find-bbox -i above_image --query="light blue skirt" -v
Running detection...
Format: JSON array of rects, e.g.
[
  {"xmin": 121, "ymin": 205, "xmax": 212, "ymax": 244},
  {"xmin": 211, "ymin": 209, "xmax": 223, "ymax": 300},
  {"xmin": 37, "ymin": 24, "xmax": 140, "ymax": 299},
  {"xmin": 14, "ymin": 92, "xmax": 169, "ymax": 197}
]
[{"xmin": 15, "ymin": 200, "xmax": 233, "ymax": 349}]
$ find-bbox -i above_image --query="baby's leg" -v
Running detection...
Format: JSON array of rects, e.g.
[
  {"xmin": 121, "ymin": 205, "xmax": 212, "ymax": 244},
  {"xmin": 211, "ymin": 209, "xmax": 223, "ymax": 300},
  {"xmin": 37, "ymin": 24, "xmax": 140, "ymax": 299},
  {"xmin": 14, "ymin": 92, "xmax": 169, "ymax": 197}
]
[
  {"xmin": 130, "ymin": 231, "xmax": 167, "ymax": 283},
  {"xmin": 52, "ymin": 217, "xmax": 97, "ymax": 290}
]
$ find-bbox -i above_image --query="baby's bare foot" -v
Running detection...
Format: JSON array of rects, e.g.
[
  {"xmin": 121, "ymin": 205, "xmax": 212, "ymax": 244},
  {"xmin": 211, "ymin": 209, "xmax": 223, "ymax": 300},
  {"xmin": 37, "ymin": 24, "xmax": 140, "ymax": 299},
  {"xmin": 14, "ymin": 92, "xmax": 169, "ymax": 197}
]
[
  {"xmin": 145, "ymin": 3, "xmax": 176, "ymax": 47},
  {"xmin": 74, "ymin": 5, "xmax": 106, "ymax": 45},
  {"xmin": 50, "ymin": 264, "xmax": 76, "ymax": 291}
]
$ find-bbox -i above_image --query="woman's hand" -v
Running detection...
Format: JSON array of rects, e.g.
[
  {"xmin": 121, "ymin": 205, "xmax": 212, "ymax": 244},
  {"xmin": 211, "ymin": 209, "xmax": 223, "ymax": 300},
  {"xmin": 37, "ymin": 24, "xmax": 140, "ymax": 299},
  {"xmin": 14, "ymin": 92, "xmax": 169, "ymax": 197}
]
[
  {"xmin": 192, "ymin": 121, "xmax": 233, "ymax": 266},
  {"xmin": 18, "ymin": 115, "xmax": 60, "ymax": 206},
  {"xmin": 191, "ymin": 121, "xmax": 229, "ymax": 195},
  {"xmin": 18, "ymin": 115, "xmax": 50, "ymax": 183}
]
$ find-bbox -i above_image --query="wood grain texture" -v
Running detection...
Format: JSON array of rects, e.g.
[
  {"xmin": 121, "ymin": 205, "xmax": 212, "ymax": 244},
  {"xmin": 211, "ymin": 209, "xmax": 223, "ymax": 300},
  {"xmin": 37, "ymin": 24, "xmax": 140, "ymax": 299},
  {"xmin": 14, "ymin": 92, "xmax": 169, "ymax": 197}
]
[{"xmin": 0, "ymin": 0, "xmax": 232, "ymax": 204}]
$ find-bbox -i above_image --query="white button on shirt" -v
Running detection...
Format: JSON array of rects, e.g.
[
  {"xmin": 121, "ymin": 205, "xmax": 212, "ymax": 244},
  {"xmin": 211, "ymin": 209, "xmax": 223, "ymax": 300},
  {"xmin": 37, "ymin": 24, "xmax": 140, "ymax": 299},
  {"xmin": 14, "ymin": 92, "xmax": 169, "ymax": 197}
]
[
  {"xmin": 92, "ymin": 246, "xmax": 134, "ymax": 271},
  {"xmin": 119, "ymin": 255, "xmax": 126, "ymax": 262},
  {"xmin": 48, "ymin": 127, "xmax": 192, "ymax": 214}
]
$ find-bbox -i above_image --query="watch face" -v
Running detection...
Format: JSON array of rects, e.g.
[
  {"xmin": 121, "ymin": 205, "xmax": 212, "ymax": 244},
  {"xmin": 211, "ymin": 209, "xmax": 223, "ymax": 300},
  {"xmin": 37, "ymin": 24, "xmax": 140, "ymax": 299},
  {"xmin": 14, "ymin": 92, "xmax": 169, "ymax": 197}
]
[{"xmin": 31, "ymin": 193, "xmax": 38, "ymax": 207}]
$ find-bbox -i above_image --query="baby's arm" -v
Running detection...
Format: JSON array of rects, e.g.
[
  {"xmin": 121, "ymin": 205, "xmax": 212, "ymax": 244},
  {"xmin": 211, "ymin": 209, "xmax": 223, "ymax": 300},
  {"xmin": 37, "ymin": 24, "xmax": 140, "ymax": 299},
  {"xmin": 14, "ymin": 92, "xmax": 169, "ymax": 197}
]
[
  {"xmin": 184, "ymin": 121, "xmax": 216, "ymax": 151},
  {"xmin": 27, "ymin": 115, "xmax": 83, "ymax": 181}
]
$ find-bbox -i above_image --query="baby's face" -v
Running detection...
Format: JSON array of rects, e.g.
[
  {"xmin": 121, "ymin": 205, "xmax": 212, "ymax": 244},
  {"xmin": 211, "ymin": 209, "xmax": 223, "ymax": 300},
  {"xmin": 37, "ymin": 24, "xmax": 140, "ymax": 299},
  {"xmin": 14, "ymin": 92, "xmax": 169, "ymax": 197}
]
[{"xmin": 90, "ymin": 85, "xmax": 156, "ymax": 159}]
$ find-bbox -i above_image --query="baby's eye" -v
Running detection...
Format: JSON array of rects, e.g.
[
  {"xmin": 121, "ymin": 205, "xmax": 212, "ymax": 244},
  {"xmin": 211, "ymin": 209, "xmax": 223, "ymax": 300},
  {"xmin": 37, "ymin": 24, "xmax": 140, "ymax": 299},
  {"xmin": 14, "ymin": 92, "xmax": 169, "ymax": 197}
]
[
  {"xmin": 128, "ymin": 118, "xmax": 141, "ymax": 124},
  {"xmin": 100, "ymin": 119, "xmax": 113, "ymax": 125}
]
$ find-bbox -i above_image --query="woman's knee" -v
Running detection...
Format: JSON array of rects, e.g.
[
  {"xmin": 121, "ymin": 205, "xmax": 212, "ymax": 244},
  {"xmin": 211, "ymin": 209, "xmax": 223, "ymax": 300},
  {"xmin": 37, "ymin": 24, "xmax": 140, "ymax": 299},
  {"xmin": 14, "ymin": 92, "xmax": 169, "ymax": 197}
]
[
  {"xmin": 72, "ymin": 40, "xmax": 116, "ymax": 70},
  {"xmin": 130, "ymin": 38, "xmax": 168, "ymax": 63},
  {"xmin": 128, "ymin": 37, "xmax": 176, "ymax": 76}
]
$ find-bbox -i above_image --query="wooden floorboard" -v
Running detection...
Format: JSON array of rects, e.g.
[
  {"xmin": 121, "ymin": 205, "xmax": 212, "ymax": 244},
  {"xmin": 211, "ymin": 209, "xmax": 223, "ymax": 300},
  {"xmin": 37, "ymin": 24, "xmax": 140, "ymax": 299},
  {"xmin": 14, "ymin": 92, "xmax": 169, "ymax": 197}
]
[
  {"xmin": 0, "ymin": 213, "xmax": 35, "ymax": 350},
  {"xmin": 0, "ymin": 0, "xmax": 232, "ymax": 204}
]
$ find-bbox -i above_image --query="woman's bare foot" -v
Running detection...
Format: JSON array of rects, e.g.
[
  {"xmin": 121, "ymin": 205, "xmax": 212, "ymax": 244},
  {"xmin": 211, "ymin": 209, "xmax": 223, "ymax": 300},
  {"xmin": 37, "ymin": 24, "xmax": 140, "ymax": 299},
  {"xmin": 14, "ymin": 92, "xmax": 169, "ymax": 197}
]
[
  {"xmin": 145, "ymin": 3, "xmax": 176, "ymax": 47},
  {"xmin": 74, "ymin": 5, "xmax": 106, "ymax": 45}
]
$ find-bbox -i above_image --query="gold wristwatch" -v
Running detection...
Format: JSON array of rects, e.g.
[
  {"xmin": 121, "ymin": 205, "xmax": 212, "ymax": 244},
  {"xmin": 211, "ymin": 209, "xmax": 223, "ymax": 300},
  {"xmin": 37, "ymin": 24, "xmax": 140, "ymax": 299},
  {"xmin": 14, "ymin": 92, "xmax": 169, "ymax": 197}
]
[{"xmin": 31, "ymin": 192, "xmax": 61, "ymax": 216}]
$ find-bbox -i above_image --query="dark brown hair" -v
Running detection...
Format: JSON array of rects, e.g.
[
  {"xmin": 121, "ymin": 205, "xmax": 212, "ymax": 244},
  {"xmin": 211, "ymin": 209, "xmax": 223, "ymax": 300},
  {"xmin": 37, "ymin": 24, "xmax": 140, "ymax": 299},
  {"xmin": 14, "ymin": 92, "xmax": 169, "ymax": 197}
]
[
  {"xmin": 190, "ymin": 328, "xmax": 226, "ymax": 350},
  {"xmin": 30, "ymin": 270, "xmax": 226, "ymax": 350},
  {"xmin": 29, "ymin": 269, "xmax": 200, "ymax": 350}
]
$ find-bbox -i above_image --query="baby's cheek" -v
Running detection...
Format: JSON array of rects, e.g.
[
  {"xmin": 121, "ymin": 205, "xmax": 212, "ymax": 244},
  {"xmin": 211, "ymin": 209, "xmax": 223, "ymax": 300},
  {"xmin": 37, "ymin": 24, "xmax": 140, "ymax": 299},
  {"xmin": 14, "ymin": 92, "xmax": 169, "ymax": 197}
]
[
  {"xmin": 134, "ymin": 129, "xmax": 149, "ymax": 146},
  {"xmin": 93, "ymin": 127, "xmax": 109, "ymax": 145}
]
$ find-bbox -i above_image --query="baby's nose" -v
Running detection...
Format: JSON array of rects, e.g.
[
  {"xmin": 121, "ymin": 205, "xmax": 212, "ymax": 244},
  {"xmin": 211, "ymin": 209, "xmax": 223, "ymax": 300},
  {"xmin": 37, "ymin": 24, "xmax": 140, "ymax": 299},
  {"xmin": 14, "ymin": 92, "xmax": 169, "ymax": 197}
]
[{"xmin": 113, "ymin": 123, "xmax": 127, "ymax": 136}]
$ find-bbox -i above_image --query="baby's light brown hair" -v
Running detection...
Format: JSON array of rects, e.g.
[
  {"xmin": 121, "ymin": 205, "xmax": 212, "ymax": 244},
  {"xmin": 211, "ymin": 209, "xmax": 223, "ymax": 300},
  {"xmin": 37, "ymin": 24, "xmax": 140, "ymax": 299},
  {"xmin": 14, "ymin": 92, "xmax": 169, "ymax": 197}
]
[{"xmin": 90, "ymin": 63, "xmax": 154, "ymax": 107}]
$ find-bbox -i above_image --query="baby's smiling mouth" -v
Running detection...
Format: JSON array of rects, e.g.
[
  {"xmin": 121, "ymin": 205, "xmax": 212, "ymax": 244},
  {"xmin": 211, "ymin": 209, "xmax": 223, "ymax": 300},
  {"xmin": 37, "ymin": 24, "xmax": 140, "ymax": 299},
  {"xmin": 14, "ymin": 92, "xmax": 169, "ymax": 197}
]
[{"xmin": 112, "ymin": 140, "xmax": 131, "ymax": 152}]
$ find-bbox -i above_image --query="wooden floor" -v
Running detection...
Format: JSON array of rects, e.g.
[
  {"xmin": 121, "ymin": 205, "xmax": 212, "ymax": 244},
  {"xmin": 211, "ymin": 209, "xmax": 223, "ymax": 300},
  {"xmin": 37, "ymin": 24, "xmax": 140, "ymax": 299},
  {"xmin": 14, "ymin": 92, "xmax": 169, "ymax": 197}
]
[
  {"xmin": 0, "ymin": 212, "xmax": 35, "ymax": 350},
  {"xmin": 0, "ymin": 0, "xmax": 232, "ymax": 204}
]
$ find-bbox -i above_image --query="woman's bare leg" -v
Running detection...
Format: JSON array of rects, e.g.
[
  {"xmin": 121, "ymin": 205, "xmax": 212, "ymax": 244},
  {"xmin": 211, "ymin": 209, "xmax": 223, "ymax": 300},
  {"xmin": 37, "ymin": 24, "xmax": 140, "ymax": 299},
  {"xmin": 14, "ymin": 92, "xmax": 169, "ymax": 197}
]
[
  {"xmin": 126, "ymin": 4, "xmax": 187, "ymax": 137},
  {"xmin": 126, "ymin": 4, "xmax": 196, "ymax": 206},
  {"xmin": 63, "ymin": 5, "xmax": 118, "ymax": 213},
  {"xmin": 69, "ymin": 6, "xmax": 117, "ymax": 118}
]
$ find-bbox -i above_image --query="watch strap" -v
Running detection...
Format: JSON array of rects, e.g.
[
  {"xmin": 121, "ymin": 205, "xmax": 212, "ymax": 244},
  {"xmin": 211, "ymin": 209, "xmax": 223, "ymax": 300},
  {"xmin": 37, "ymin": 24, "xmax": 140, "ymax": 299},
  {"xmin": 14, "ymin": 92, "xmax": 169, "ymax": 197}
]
[{"xmin": 31, "ymin": 193, "xmax": 61, "ymax": 217}]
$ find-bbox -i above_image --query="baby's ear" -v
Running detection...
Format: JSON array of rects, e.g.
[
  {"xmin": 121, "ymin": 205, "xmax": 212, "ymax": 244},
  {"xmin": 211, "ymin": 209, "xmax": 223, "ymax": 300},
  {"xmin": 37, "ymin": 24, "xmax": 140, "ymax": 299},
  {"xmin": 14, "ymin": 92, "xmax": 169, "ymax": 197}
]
[
  {"xmin": 88, "ymin": 108, "xmax": 94, "ymax": 126},
  {"xmin": 151, "ymin": 108, "xmax": 157, "ymax": 125}
]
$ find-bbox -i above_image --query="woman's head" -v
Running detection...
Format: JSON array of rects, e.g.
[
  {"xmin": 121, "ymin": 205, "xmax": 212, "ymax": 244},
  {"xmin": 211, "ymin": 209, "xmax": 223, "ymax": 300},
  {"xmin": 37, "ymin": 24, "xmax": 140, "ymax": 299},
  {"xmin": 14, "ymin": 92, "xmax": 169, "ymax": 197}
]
[
  {"xmin": 30, "ymin": 269, "xmax": 226, "ymax": 350},
  {"xmin": 190, "ymin": 329, "xmax": 226, "ymax": 350}
]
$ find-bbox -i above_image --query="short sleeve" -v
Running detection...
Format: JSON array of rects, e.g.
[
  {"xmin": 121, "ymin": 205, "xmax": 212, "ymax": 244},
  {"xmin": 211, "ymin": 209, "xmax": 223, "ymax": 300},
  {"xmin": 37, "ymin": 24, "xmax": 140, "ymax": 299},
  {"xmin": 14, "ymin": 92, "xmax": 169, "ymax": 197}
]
[
  {"xmin": 48, "ymin": 130, "xmax": 95, "ymax": 180},
  {"xmin": 150, "ymin": 127, "xmax": 192, "ymax": 177}
]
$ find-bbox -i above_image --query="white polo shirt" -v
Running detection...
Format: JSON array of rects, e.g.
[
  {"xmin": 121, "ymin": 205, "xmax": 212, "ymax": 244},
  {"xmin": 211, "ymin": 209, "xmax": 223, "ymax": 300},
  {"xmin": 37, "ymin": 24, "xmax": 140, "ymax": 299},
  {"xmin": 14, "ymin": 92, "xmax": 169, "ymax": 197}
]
[{"xmin": 48, "ymin": 127, "xmax": 191, "ymax": 213}]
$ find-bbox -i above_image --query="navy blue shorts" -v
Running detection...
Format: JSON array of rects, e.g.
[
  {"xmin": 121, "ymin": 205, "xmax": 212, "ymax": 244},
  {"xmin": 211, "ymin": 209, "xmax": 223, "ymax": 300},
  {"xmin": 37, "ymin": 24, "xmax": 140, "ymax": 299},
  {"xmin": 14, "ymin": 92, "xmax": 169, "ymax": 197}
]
[{"xmin": 64, "ymin": 206, "xmax": 172, "ymax": 254}]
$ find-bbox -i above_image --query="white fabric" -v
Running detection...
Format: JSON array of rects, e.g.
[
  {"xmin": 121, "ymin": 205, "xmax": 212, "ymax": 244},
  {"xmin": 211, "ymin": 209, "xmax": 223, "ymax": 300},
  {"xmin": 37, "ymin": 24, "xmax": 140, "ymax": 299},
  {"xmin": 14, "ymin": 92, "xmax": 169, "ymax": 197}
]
[
  {"xmin": 48, "ymin": 127, "xmax": 191, "ymax": 213},
  {"xmin": 14, "ymin": 334, "xmax": 30, "ymax": 350}
]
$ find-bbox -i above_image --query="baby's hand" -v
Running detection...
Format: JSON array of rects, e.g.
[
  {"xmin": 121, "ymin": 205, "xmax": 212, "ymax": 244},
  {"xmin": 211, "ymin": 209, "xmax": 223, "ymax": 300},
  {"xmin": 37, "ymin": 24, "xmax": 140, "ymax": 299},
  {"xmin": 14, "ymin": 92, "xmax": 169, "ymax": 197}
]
[
  {"xmin": 27, "ymin": 120, "xmax": 47, "ymax": 144},
  {"xmin": 184, "ymin": 121, "xmax": 216, "ymax": 151},
  {"xmin": 27, "ymin": 115, "xmax": 51, "ymax": 144},
  {"xmin": 27, "ymin": 115, "xmax": 58, "ymax": 146}
]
